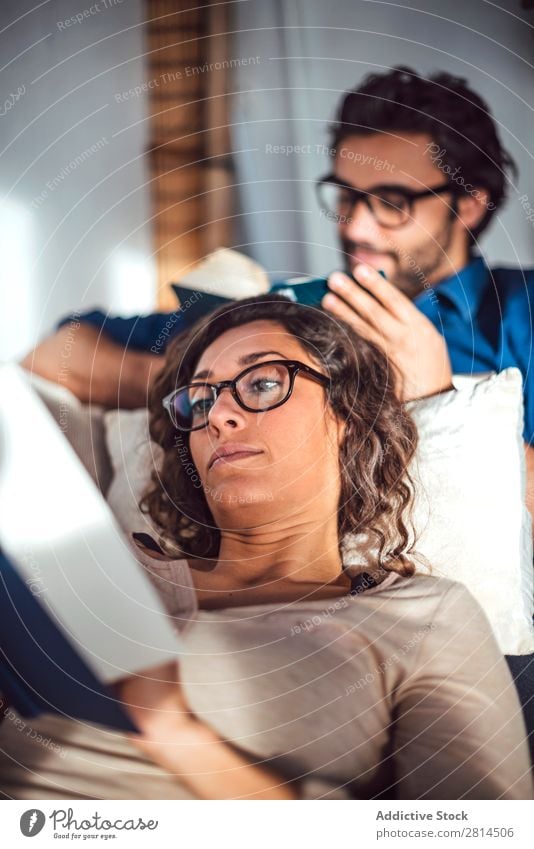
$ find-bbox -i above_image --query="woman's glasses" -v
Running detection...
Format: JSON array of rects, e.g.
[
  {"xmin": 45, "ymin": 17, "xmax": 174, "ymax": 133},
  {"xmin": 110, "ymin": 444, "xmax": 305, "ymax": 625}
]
[
  {"xmin": 162, "ymin": 359, "xmax": 330, "ymax": 432},
  {"xmin": 316, "ymin": 175, "xmax": 454, "ymax": 229}
]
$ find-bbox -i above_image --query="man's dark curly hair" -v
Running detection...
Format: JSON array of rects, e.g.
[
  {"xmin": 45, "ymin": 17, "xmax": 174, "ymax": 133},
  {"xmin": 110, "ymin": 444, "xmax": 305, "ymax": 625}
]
[
  {"xmin": 141, "ymin": 294, "xmax": 419, "ymax": 577},
  {"xmin": 330, "ymin": 66, "xmax": 517, "ymax": 243}
]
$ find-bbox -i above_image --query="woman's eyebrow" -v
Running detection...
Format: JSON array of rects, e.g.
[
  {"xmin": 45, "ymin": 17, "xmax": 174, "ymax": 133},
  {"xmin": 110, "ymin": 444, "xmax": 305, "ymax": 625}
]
[{"xmin": 191, "ymin": 350, "xmax": 287, "ymax": 381}]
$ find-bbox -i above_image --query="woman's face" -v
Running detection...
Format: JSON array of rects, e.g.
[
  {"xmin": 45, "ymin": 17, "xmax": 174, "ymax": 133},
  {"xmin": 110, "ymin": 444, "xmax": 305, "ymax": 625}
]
[{"xmin": 187, "ymin": 320, "xmax": 344, "ymax": 527}]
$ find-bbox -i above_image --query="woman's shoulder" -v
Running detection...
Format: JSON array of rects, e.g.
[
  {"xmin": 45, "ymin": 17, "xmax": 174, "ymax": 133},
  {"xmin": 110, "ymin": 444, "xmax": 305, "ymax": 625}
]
[
  {"xmin": 371, "ymin": 568, "xmax": 470, "ymax": 596},
  {"xmin": 365, "ymin": 569, "xmax": 488, "ymax": 627},
  {"xmin": 131, "ymin": 540, "xmax": 198, "ymax": 620}
]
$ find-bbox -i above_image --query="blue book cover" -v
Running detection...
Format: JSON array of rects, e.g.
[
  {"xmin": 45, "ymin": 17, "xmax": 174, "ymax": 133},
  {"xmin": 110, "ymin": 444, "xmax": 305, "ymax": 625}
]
[
  {"xmin": 0, "ymin": 549, "xmax": 136, "ymax": 733},
  {"xmin": 0, "ymin": 364, "xmax": 185, "ymax": 735}
]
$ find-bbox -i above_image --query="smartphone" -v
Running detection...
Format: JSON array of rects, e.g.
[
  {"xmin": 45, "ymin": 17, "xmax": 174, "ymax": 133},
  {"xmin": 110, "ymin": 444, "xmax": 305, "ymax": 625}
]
[
  {"xmin": 270, "ymin": 270, "xmax": 386, "ymax": 308},
  {"xmin": 171, "ymin": 270, "xmax": 387, "ymax": 327}
]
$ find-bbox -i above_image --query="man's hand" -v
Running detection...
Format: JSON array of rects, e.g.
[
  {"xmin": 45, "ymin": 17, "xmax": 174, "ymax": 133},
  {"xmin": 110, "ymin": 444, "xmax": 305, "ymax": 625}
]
[
  {"xmin": 322, "ymin": 264, "xmax": 453, "ymax": 402},
  {"xmin": 21, "ymin": 323, "xmax": 164, "ymax": 408}
]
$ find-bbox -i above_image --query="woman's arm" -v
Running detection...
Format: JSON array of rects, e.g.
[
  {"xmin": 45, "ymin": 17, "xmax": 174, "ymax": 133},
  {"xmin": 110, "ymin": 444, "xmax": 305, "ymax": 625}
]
[
  {"xmin": 116, "ymin": 661, "xmax": 297, "ymax": 800},
  {"xmin": 391, "ymin": 582, "xmax": 533, "ymax": 800}
]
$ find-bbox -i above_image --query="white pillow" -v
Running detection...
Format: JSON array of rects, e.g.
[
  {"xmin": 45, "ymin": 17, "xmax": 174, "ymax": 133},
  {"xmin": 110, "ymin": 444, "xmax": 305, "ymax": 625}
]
[
  {"xmin": 104, "ymin": 368, "xmax": 534, "ymax": 655},
  {"xmin": 104, "ymin": 405, "xmax": 160, "ymax": 538},
  {"xmin": 177, "ymin": 248, "xmax": 269, "ymax": 299},
  {"xmin": 413, "ymin": 369, "xmax": 533, "ymax": 654},
  {"xmin": 28, "ymin": 373, "xmax": 112, "ymax": 493}
]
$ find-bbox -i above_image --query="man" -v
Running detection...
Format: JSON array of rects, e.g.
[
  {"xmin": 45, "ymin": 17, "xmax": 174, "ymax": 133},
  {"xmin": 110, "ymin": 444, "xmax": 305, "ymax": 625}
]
[{"xmin": 317, "ymin": 65, "xmax": 529, "ymax": 414}]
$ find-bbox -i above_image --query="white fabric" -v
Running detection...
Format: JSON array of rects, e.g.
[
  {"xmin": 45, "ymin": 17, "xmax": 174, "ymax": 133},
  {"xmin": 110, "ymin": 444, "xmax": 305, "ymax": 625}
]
[
  {"xmin": 178, "ymin": 247, "xmax": 269, "ymax": 299},
  {"xmin": 103, "ymin": 367, "xmax": 534, "ymax": 656},
  {"xmin": 104, "ymin": 406, "xmax": 197, "ymax": 622},
  {"xmin": 28, "ymin": 372, "xmax": 112, "ymax": 493},
  {"xmin": 413, "ymin": 369, "xmax": 533, "ymax": 654}
]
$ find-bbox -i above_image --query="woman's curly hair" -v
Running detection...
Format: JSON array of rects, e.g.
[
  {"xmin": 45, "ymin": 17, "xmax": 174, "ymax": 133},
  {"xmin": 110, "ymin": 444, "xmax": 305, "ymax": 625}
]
[{"xmin": 141, "ymin": 294, "xmax": 419, "ymax": 576}]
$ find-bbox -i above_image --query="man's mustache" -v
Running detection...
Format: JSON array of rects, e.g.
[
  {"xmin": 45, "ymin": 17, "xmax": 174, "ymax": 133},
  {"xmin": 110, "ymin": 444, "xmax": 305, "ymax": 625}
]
[{"xmin": 340, "ymin": 238, "xmax": 397, "ymax": 261}]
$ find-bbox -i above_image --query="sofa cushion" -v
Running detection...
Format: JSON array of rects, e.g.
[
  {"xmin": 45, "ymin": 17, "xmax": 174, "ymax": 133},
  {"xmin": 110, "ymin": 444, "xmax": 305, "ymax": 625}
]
[{"xmin": 29, "ymin": 373, "xmax": 112, "ymax": 493}]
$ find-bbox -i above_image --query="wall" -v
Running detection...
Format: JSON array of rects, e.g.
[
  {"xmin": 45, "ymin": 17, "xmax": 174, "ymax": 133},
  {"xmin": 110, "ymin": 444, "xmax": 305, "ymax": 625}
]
[
  {"xmin": 3, "ymin": 0, "xmax": 533, "ymax": 361},
  {"xmin": 0, "ymin": 0, "xmax": 156, "ymax": 360}
]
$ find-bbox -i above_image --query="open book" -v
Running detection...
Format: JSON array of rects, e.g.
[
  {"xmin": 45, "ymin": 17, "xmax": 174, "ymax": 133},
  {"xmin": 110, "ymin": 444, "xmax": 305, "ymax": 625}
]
[{"xmin": 0, "ymin": 365, "xmax": 182, "ymax": 731}]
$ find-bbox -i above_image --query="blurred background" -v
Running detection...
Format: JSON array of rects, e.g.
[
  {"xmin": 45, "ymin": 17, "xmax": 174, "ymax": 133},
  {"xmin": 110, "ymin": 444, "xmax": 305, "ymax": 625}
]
[{"xmin": 1, "ymin": 0, "xmax": 534, "ymax": 360}]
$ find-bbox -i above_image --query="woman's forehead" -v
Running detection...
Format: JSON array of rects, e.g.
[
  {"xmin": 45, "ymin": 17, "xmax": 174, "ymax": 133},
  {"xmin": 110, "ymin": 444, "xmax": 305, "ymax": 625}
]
[{"xmin": 195, "ymin": 321, "xmax": 307, "ymax": 372}]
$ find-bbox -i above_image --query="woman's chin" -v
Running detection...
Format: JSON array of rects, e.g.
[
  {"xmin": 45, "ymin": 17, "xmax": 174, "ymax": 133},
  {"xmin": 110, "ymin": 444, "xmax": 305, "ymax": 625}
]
[{"xmin": 205, "ymin": 479, "xmax": 275, "ymax": 512}]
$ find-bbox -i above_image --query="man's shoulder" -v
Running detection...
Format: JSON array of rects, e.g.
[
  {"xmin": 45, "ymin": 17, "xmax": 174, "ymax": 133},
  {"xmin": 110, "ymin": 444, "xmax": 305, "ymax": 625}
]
[{"xmin": 489, "ymin": 264, "xmax": 534, "ymax": 300}]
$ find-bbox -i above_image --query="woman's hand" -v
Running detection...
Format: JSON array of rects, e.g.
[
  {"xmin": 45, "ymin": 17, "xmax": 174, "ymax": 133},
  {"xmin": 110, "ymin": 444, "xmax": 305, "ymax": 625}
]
[
  {"xmin": 115, "ymin": 662, "xmax": 297, "ymax": 800},
  {"xmin": 116, "ymin": 661, "xmax": 198, "ymax": 750},
  {"xmin": 322, "ymin": 264, "xmax": 454, "ymax": 401}
]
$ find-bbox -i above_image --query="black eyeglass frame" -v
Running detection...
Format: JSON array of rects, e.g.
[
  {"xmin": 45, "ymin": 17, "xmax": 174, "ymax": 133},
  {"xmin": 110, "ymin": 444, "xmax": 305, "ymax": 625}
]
[
  {"xmin": 315, "ymin": 175, "xmax": 456, "ymax": 228},
  {"xmin": 162, "ymin": 359, "xmax": 331, "ymax": 432}
]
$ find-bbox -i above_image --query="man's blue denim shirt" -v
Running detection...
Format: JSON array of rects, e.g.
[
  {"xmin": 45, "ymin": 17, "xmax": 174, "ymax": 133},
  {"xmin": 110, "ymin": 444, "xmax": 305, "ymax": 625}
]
[{"xmin": 61, "ymin": 256, "xmax": 534, "ymax": 443}]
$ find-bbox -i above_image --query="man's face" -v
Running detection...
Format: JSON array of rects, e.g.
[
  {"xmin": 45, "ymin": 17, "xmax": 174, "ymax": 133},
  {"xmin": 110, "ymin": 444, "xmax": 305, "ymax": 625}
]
[{"xmin": 332, "ymin": 132, "xmax": 468, "ymax": 297}]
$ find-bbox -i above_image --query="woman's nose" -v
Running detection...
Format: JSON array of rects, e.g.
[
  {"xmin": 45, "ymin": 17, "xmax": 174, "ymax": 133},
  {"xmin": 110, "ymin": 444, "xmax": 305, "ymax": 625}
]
[{"xmin": 207, "ymin": 387, "xmax": 246, "ymax": 430}]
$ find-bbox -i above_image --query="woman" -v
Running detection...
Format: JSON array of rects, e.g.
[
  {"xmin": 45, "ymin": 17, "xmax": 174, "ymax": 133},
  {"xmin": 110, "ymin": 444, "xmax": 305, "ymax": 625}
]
[{"xmin": 117, "ymin": 293, "xmax": 532, "ymax": 800}]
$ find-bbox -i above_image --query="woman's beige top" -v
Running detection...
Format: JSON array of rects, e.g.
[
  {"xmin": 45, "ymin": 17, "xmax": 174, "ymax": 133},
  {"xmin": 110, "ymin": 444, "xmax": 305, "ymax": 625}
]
[{"xmin": 0, "ymin": 563, "xmax": 532, "ymax": 800}]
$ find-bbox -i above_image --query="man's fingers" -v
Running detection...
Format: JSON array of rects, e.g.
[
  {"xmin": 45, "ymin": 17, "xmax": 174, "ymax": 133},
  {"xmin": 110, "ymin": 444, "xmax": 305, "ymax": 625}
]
[
  {"xmin": 327, "ymin": 272, "xmax": 399, "ymax": 335},
  {"xmin": 351, "ymin": 264, "xmax": 415, "ymax": 322},
  {"xmin": 322, "ymin": 292, "xmax": 387, "ymax": 348}
]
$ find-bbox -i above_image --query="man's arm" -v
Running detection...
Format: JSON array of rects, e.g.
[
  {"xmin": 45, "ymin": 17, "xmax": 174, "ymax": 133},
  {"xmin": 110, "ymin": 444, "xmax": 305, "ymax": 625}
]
[
  {"xmin": 21, "ymin": 322, "xmax": 164, "ymax": 408},
  {"xmin": 20, "ymin": 308, "xmax": 188, "ymax": 408}
]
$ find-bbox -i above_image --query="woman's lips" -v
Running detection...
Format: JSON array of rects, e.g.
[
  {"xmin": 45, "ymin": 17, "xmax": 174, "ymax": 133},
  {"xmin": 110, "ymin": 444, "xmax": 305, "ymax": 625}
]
[{"xmin": 209, "ymin": 449, "xmax": 263, "ymax": 469}]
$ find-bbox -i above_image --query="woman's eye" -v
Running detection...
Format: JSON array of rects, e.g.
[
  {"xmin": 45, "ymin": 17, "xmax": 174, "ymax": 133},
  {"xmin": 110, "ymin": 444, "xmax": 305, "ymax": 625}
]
[
  {"xmin": 250, "ymin": 379, "xmax": 281, "ymax": 394},
  {"xmin": 190, "ymin": 397, "xmax": 213, "ymax": 417}
]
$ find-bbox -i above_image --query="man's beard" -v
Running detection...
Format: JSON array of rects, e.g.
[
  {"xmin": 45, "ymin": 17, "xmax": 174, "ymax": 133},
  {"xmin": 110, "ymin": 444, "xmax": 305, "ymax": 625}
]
[{"xmin": 340, "ymin": 215, "xmax": 456, "ymax": 300}]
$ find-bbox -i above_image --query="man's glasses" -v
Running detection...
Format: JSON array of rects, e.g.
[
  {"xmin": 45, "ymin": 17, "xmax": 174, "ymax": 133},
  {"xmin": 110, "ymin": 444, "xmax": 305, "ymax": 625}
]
[
  {"xmin": 162, "ymin": 359, "xmax": 330, "ymax": 432},
  {"xmin": 316, "ymin": 175, "xmax": 454, "ymax": 229}
]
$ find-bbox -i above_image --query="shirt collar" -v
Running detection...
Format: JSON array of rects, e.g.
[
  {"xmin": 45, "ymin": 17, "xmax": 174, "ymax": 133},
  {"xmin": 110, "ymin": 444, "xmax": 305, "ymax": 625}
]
[{"xmin": 414, "ymin": 256, "xmax": 489, "ymax": 321}]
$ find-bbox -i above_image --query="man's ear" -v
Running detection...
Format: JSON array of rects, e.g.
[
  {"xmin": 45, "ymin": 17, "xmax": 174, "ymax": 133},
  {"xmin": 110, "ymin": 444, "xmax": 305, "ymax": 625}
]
[{"xmin": 455, "ymin": 188, "xmax": 492, "ymax": 234}]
